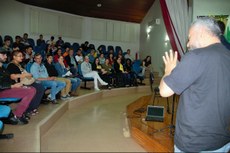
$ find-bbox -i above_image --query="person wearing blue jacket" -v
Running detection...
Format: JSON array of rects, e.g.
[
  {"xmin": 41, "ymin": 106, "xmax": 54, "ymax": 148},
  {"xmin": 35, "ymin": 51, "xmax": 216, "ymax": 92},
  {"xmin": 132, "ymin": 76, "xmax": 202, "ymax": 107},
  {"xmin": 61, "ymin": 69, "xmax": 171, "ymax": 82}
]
[{"xmin": 55, "ymin": 55, "xmax": 81, "ymax": 96}]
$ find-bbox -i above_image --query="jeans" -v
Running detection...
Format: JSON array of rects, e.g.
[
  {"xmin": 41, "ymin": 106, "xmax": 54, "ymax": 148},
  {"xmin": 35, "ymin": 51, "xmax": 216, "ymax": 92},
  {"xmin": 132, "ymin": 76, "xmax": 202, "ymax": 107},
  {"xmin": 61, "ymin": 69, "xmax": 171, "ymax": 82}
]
[
  {"xmin": 41, "ymin": 80, "xmax": 66, "ymax": 100},
  {"xmin": 174, "ymin": 142, "xmax": 230, "ymax": 153},
  {"xmin": 69, "ymin": 78, "xmax": 81, "ymax": 91}
]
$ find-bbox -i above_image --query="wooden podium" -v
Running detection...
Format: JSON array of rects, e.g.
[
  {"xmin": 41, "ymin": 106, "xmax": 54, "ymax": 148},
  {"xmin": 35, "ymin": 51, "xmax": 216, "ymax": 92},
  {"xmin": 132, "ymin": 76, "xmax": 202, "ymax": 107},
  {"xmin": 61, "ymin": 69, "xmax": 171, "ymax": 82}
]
[{"xmin": 126, "ymin": 95, "xmax": 177, "ymax": 152}]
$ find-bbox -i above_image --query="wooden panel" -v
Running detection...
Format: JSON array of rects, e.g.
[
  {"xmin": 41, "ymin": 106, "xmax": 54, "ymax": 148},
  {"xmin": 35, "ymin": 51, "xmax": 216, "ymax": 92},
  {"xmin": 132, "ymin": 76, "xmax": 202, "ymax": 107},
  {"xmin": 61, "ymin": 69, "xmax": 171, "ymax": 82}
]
[
  {"xmin": 127, "ymin": 95, "xmax": 177, "ymax": 152},
  {"xmin": 17, "ymin": 0, "xmax": 156, "ymax": 23},
  {"xmin": 132, "ymin": 127, "xmax": 171, "ymax": 152}
]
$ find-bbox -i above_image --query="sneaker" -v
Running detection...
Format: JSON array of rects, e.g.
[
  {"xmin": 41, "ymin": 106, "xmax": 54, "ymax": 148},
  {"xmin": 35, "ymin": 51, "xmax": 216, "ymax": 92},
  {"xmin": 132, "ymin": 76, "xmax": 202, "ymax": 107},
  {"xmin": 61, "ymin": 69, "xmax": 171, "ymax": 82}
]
[
  {"xmin": 101, "ymin": 82, "xmax": 108, "ymax": 86},
  {"xmin": 61, "ymin": 95, "xmax": 68, "ymax": 100},
  {"xmin": 94, "ymin": 87, "xmax": 100, "ymax": 91},
  {"xmin": 17, "ymin": 116, "xmax": 29, "ymax": 125}
]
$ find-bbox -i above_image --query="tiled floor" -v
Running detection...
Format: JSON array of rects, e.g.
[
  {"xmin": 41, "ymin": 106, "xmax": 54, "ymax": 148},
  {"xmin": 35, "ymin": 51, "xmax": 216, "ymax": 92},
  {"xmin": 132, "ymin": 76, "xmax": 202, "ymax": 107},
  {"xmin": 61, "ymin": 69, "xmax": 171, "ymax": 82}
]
[
  {"xmin": 41, "ymin": 92, "xmax": 148, "ymax": 152},
  {"xmin": 0, "ymin": 85, "xmax": 151, "ymax": 152}
]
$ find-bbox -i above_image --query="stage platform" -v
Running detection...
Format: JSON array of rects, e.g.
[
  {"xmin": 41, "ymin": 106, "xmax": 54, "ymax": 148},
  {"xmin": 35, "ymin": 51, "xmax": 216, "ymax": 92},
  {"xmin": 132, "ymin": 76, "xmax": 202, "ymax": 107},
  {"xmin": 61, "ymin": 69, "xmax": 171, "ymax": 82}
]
[{"xmin": 127, "ymin": 94, "xmax": 179, "ymax": 152}]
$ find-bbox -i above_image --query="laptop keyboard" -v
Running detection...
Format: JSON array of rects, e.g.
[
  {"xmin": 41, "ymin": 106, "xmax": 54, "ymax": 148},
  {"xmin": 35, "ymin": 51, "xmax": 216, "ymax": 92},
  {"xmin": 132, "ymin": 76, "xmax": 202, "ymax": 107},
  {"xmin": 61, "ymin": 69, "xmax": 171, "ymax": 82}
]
[{"xmin": 145, "ymin": 116, "xmax": 164, "ymax": 122}]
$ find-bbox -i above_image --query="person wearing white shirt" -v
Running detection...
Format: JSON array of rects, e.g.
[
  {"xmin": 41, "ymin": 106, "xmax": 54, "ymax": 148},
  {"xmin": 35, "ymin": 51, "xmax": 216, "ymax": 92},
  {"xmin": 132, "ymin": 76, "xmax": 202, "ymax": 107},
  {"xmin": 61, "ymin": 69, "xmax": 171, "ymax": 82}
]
[{"xmin": 81, "ymin": 56, "xmax": 108, "ymax": 91}]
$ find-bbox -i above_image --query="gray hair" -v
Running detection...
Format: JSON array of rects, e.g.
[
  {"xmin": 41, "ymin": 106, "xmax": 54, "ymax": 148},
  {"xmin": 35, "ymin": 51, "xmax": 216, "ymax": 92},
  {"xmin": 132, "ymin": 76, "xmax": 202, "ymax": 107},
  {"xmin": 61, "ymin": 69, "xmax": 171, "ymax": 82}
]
[{"xmin": 191, "ymin": 17, "xmax": 221, "ymax": 38}]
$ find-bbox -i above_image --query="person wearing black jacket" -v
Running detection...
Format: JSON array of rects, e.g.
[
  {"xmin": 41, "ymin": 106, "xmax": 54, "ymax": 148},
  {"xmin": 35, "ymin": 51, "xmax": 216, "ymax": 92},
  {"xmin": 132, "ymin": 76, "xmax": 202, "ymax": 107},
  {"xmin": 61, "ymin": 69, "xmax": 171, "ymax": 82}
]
[
  {"xmin": 64, "ymin": 48, "xmax": 78, "ymax": 76},
  {"xmin": 0, "ymin": 50, "xmax": 36, "ymax": 124}
]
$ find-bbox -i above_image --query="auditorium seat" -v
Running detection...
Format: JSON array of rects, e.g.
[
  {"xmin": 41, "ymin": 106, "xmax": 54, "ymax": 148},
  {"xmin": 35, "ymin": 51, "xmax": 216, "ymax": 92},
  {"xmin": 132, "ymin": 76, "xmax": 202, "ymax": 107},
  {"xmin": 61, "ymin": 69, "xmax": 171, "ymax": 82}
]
[
  {"xmin": 115, "ymin": 46, "xmax": 122, "ymax": 55},
  {"xmin": 0, "ymin": 35, "xmax": 3, "ymax": 47},
  {"xmin": 78, "ymin": 63, "xmax": 94, "ymax": 89},
  {"xmin": 28, "ymin": 38, "xmax": 35, "ymax": 47}
]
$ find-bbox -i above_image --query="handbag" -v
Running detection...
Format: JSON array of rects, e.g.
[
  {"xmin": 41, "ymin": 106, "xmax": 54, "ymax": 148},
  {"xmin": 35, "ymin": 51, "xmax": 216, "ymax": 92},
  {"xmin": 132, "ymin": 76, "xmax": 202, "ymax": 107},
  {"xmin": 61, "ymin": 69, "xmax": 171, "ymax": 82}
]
[{"xmin": 20, "ymin": 76, "xmax": 35, "ymax": 85}]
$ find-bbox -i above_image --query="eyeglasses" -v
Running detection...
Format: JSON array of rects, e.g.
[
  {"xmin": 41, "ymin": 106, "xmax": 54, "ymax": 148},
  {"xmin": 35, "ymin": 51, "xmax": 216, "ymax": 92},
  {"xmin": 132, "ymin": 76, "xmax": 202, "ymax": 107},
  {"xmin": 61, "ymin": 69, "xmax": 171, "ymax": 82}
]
[{"xmin": 15, "ymin": 55, "xmax": 23, "ymax": 57}]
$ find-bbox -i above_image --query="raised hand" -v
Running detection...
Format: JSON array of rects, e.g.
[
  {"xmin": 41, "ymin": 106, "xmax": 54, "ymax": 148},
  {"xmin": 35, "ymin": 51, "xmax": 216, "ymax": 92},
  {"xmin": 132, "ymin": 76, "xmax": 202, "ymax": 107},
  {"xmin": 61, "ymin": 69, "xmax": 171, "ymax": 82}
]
[{"xmin": 162, "ymin": 50, "xmax": 178, "ymax": 76}]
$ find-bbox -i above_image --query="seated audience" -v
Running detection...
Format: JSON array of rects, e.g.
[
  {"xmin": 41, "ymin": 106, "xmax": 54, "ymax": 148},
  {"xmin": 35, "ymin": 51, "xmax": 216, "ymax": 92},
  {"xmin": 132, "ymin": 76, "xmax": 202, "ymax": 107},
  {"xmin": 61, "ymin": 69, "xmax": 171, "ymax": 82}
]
[
  {"xmin": 63, "ymin": 47, "xmax": 70, "ymax": 57},
  {"xmin": 21, "ymin": 33, "xmax": 30, "ymax": 47},
  {"xmin": 7, "ymin": 50, "xmax": 45, "ymax": 115},
  {"xmin": 142, "ymin": 55, "xmax": 152, "ymax": 76},
  {"xmin": 81, "ymin": 56, "xmax": 108, "ymax": 91},
  {"xmin": 92, "ymin": 57, "xmax": 111, "ymax": 87},
  {"xmin": 64, "ymin": 48, "xmax": 78, "ymax": 76},
  {"xmin": 124, "ymin": 49, "xmax": 134, "ymax": 61},
  {"xmin": 45, "ymin": 54, "xmax": 73, "ymax": 98},
  {"xmin": 56, "ymin": 36, "xmax": 64, "ymax": 47},
  {"xmin": 53, "ymin": 48, "xmax": 64, "ymax": 63},
  {"xmin": 114, "ymin": 57, "xmax": 130, "ymax": 87},
  {"xmin": 124, "ymin": 58, "xmax": 137, "ymax": 86},
  {"xmin": 23, "ymin": 45, "xmax": 34, "ymax": 66},
  {"xmin": 1, "ymin": 37, "xmax": 12, "ymax": 53},
  {"xmin": 88, "ymin": 49, "xmax": 95, "ymax": 63},
  {"xmin": 0, "ymin": 49, "xmax": 36, "ymax": 124},
  {"xmin": 36, "ymin": 34, "xmax": 45, "ymax": 46},
  {"xmin": 46, "ymin": 36, "xmax": 55, "ymax": 46},
  {"xmin": 30, "ymin": 53, "xmax": 66, "ymax": 104},
  {"xmin": 108, "ymin": 53, "xmax": 115, "ymax": 66},
  {"xmin": 54, "ymin": 56, "xmax": 81, "ymax": 96},
  {"xmin": 75, "ymin": 48, "xmax": 84, "ymax": 64},
  {"xmin": 81, "ymin": 41, "xmax": 89, "ymax": 52},
  {"xmin": 12, "ymin": 36, "xmax": 24, "ymax": 51},
  {"xmin": 99, "ymin": 53, "xmax": 105, "ymax": 65}
]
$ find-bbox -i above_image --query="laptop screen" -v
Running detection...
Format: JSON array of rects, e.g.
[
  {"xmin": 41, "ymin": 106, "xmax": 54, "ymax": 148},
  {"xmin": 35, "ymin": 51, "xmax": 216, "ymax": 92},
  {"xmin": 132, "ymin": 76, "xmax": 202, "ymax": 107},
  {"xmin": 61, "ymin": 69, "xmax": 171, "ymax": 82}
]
[{"xmin": 147, "ymin": 105, "xmax": 164, "ymax": 117}]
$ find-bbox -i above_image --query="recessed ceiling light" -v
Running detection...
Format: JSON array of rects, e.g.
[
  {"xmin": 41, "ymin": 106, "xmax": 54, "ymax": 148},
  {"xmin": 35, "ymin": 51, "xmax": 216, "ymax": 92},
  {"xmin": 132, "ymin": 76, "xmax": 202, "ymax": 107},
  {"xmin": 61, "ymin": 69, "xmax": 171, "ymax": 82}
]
[{"xmin": 97, "ymin": 3, "xmax": 102, "ymax": 7}]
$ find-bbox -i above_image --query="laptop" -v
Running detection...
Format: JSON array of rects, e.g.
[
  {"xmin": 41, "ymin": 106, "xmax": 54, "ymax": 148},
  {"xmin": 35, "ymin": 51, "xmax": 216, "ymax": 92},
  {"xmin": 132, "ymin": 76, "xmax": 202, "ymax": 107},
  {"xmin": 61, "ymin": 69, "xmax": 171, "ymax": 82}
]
[{"xmin": 145, "ymin": 105, "xmax": 164, "ymax": 122}]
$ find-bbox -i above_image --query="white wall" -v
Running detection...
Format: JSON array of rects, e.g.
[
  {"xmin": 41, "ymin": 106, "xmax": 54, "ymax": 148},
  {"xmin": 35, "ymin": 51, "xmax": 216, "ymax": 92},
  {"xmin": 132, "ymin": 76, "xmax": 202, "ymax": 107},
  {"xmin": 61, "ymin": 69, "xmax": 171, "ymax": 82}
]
[
  {"xmin": 140, "ymin": 0, "xmax": 171, "ymax": 76},
  {"xmin": 139, "ymin": 0, "xmax": 230, "ymax": 76},
  {"xmin": 193, "ymin": 0, "xmax": 230, "ymax": 20},
  {"xmin": 0, "ymin": 0, "xmax": 140, "ymax": 56}
]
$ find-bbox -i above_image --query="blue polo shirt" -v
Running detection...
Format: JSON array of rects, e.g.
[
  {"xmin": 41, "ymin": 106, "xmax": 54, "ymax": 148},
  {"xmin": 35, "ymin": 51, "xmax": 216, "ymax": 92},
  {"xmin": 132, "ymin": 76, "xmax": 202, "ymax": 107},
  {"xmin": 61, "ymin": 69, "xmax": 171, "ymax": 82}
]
[{"xmin": 30, "ymin": 62, "xmax": 49, "ymax": 79}]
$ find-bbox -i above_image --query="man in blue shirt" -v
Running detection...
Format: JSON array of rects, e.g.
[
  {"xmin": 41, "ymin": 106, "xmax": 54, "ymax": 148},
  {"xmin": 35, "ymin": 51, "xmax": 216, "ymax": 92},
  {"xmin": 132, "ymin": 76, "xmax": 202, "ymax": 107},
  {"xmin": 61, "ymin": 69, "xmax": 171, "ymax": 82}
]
[{"xmin": 30, "ymin": 53, "xmax": 66, "ymax": 104}]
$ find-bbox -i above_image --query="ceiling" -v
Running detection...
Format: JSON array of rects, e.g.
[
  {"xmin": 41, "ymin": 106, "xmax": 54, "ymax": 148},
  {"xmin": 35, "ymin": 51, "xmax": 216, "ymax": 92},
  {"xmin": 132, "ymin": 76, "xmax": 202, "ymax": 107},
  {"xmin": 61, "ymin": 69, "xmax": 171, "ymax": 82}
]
[{"xmin": 16, "ymin": 0, "xmax": 155, "ymax": 23}]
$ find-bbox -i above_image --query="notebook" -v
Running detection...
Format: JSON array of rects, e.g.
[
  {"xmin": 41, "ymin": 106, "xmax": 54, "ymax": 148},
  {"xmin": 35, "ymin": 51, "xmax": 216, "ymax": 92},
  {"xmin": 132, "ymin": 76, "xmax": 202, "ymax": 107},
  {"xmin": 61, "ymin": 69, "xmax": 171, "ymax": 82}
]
[{"xmin": 145, "ymin": 105, "xmax": 164, "ymax": 122}]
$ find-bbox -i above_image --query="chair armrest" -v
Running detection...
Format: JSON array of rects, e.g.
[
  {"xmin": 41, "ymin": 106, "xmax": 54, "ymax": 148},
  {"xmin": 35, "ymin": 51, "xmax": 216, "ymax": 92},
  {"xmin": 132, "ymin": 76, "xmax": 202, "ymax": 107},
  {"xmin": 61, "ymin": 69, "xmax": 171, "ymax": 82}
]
[{"xmin": 0, "ymin": 98, "xmax": 22, "ymax": 105}]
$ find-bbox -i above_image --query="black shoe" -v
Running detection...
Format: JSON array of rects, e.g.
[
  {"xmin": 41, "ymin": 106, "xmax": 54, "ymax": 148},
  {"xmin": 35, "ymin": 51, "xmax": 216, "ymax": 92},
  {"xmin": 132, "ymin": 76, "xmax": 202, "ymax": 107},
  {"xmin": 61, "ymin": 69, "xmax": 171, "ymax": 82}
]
[
  {"xmin": 41, "ymin": 99, "xmax": 50, "ymax": 104},
  {"xmin": 23, "ymin": 113, "xmax": 30, "ymax": 120},
  {"xmin": 17, "ymin": 116, "xmax": 29, "ymax": 125},
  {"xmin": 3, "ymin": 116, "xmax": 18, "ymax": 125}
]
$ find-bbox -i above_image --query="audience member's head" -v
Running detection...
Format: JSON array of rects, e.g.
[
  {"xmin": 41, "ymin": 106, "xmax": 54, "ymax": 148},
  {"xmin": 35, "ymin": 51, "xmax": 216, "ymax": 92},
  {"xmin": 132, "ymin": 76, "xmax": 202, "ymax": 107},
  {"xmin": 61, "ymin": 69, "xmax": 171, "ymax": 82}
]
[
  {"xmin": 217, "ymin": 20, "xmax": 226, "ymax": 35},
  {"xmin": 23, "ymin": 33, "xmax": 28, "ymax": 39},
  {"xmin": 0, "ymin": 50, "xmax": 8, "ymax": 63},
  {"xmin": 34, "ymin": 53, "xmax": 42, "ymax": 64},
  {"xmin": 46, "ymin": 54, "xmax": 53, "ymax": 64},
  {"xmin": 51, "ymin": 36, "xmax": 54, "ymax": 41},
  {"xmin": 69, "ymin": 48, "xmax": 74, "ymax": 56},
  {"xmin": 84, "ymin": 56, "xmax": 89, "ymax": 62},
  {"xmin": 39, "ymin": 34, "xmax": 43, "ymax": 39},
  {"xmin": 15, "ymin": 36, "xmax": 21, "ymax": 42}
]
